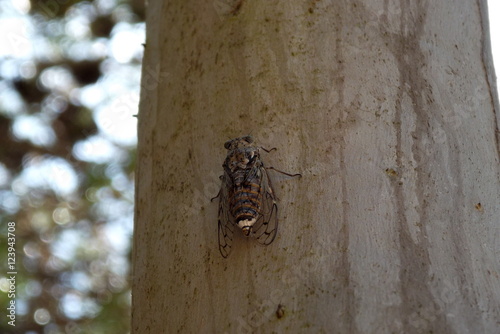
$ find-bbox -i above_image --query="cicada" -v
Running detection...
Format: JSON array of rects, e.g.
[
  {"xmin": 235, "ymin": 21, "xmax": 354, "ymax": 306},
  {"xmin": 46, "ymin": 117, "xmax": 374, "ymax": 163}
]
[{"xmin": 212, "ymin": 136, "xmax": 300, "ymax": 258}]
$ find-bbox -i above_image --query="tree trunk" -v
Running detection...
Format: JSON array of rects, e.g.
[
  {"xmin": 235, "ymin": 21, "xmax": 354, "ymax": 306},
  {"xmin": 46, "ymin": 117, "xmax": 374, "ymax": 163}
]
[{"xmin": 132, "ymin": 1, "xmax": 500, "ymax": 333}]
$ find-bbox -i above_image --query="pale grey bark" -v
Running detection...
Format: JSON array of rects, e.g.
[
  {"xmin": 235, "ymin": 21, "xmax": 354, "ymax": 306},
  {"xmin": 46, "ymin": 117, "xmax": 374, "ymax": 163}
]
[{"xmin": 132, "ymin": 1, "xmax": 500, "ymax": 333}]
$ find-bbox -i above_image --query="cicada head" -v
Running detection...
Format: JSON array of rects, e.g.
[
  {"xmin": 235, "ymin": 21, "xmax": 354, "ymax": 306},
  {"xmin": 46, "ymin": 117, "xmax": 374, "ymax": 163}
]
[
  {"xmin": 224, "ymin": 136, "xmax": 260, "ymax": 172},
  {"xmin": 224, "ymin": 136, "xmax": 254, "ymax": 150}
]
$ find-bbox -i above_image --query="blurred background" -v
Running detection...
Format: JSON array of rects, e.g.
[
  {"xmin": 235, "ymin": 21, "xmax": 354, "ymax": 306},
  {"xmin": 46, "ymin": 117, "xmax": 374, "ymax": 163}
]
[
  {"xmin": 0, "ymin": 1, "xmax": 498, "ymax": 333},
  {"xmin": 0, "ymin": 0, "xmax": 142, "ymax": 332}
]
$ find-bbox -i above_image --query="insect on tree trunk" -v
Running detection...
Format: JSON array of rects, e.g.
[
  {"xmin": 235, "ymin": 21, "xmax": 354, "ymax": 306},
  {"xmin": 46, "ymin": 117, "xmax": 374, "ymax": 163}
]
[{"xmin": 132, "ymin": 1, "xmax": 500, "ymax": 333}]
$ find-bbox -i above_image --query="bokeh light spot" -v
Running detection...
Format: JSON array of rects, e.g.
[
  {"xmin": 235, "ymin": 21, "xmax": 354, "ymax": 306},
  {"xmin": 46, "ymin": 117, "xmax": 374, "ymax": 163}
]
[
  {"xmin": 34, "ymin": 308, "xmax": 51, "ymax": 325},
  {"xmin": 53, "ymin": 207, "xmax": 72, "ymax": 225},
  {"xmin": 12, "ymin": 115, "xmax": 56, "ymax": 147}
]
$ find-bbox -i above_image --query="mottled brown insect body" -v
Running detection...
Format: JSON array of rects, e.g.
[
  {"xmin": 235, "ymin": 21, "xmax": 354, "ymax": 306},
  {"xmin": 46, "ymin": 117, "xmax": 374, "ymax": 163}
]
[
  {"xmin": 224, "ymin": 137, "xmax": 264, "ymax": 236},
  {"xmin": 213, "ymin": 136, "xmax": 300, "ymax": 258}
]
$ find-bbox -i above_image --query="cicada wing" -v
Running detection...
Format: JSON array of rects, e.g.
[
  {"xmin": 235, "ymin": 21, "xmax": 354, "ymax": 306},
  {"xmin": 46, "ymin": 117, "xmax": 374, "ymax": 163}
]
[
  {"xmin": 217, "ymin": 172, "xmax": 234, "ymax": 258},
  {"xmin": 251, "ymin": 167, "xmax": 279, "ymax": 245}
]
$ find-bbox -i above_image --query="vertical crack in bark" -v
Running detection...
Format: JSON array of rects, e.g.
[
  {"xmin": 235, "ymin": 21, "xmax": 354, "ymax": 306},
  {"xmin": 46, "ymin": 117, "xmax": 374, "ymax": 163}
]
[
  {"xmin": 383, "ymin": 0, "xmax": 449, "ymax": 332},
  {"xmin": 337, "ymin": 2, "xmax": 356, "ymax": 332}
]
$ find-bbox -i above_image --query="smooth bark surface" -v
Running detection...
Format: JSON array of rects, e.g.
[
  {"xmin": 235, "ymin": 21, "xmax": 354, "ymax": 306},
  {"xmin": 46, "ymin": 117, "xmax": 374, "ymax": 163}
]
[{"xmin": 133, "ymin": 1, "xmax": 500, "ymax": 333}]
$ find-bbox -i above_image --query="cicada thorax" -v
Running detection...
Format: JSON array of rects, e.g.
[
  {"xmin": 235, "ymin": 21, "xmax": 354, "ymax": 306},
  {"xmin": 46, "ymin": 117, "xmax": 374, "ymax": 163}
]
[{"xmin": 223, "ymin": 142, "xmax": 264, "ymax": 236}]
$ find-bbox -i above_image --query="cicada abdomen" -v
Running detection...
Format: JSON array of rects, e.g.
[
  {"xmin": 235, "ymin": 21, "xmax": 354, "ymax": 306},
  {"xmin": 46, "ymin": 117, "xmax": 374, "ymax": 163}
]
[{"xmin": 213, "ymin": 136, "xmax": 300, "ymax": 258}]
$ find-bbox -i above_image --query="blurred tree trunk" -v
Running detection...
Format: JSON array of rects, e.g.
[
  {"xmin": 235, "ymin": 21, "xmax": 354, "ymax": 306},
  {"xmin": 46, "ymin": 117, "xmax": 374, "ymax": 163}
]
[{"xmin": 132, "ymin": 1, "xmax": 500, "ymax": 333}]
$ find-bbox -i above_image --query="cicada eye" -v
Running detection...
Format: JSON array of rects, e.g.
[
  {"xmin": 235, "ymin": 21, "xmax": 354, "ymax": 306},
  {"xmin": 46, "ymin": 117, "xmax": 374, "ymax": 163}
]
[
  {"xmin": 243, "ymin": 135, "xmax": 253, "ymax": 144},
  {"xmin": 224, "ymin": 141, "xmax": 232, "ymax": 149}
]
